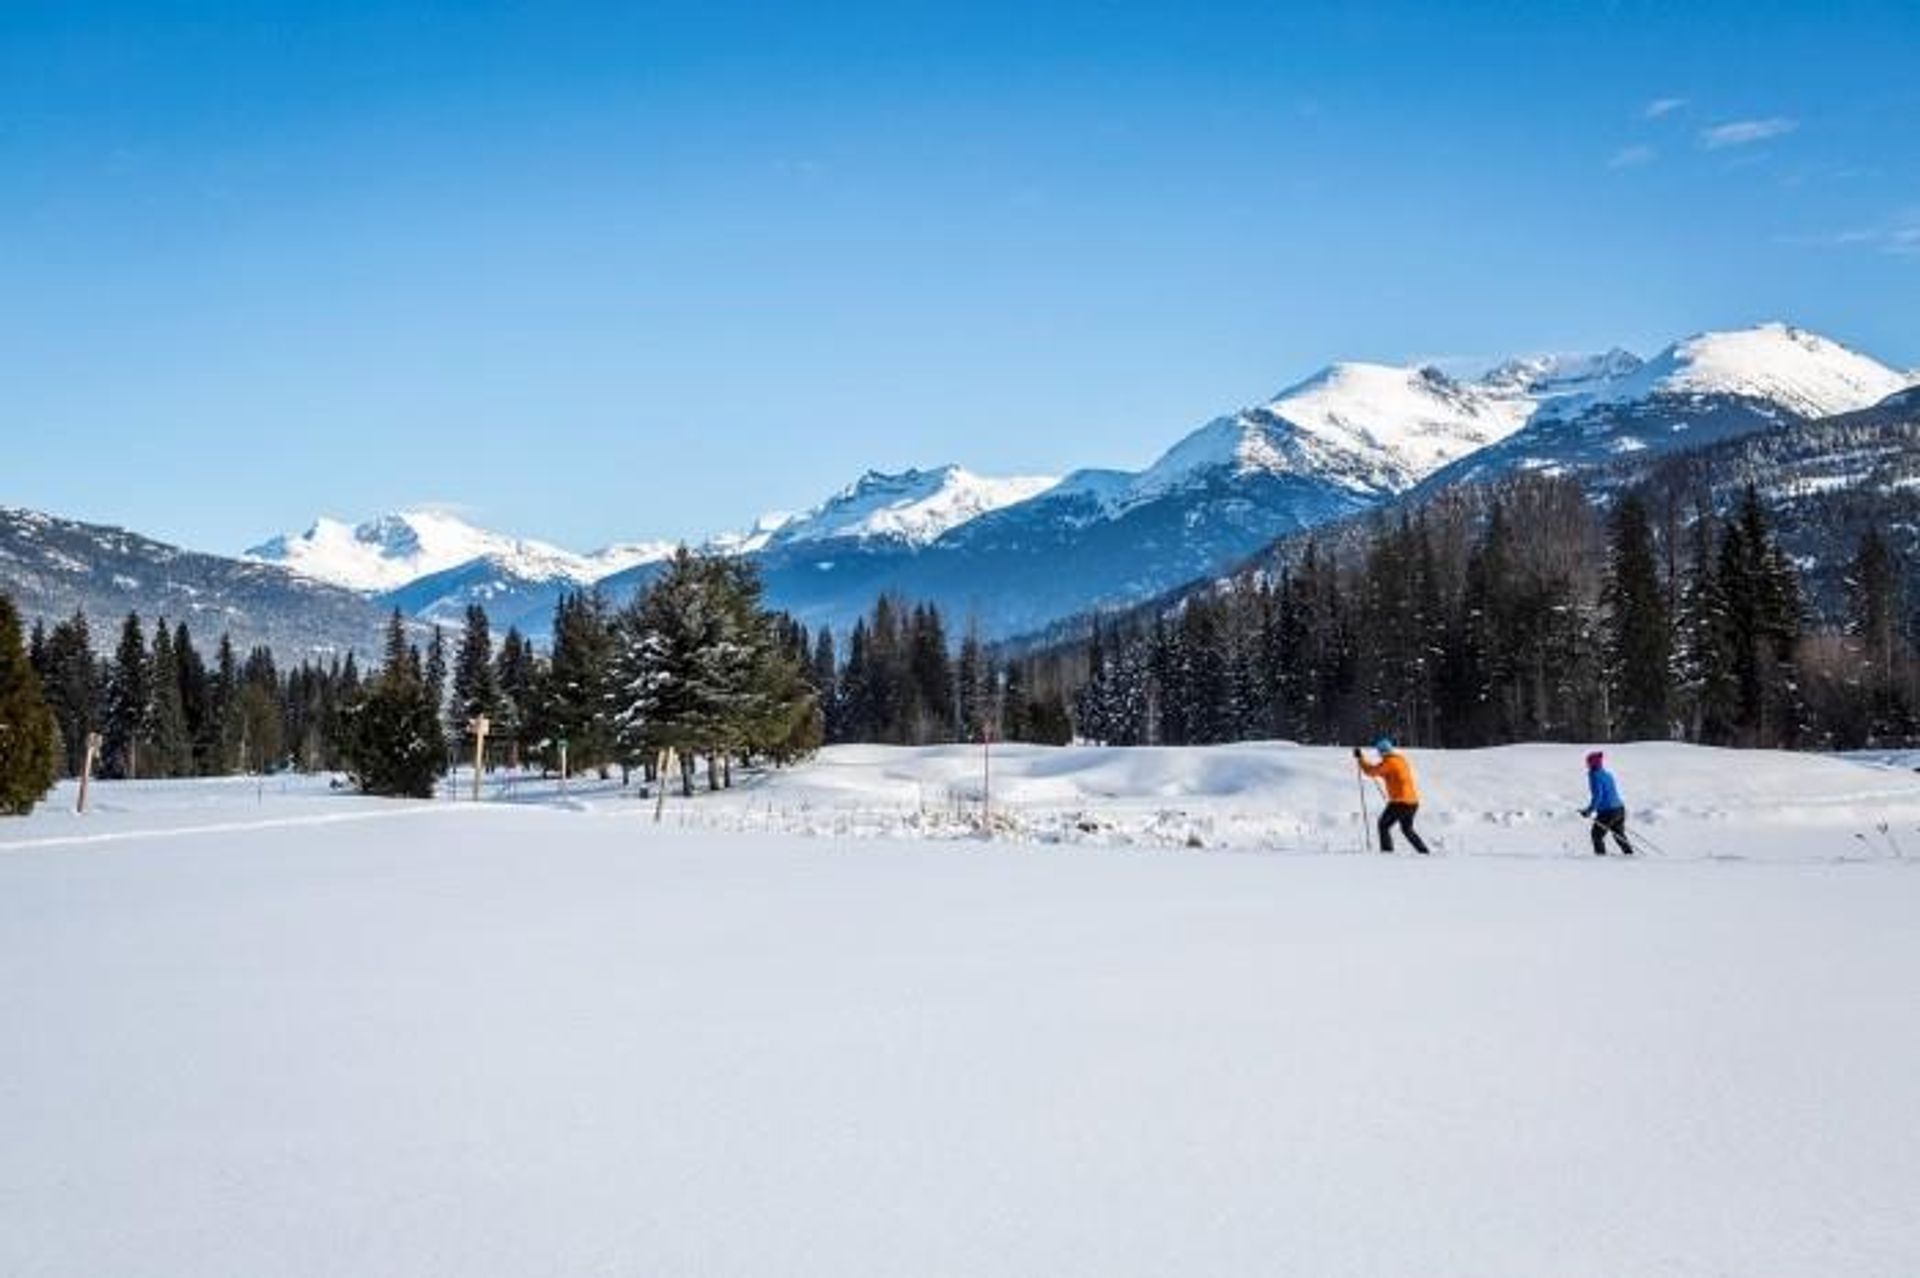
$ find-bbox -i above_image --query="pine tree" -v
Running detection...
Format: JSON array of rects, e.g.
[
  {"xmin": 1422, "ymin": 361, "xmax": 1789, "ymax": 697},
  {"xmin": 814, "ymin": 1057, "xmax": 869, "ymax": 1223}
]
[
  {"xmin": 1601, "ymin": 494, "xmax": 1671, "ymax": 740},
  {"xmin": 1074, "ymin": 619, "xmax": 1111, "ymax": 744},
  {"xmin": 174, "ymin": 622, "xmax": 213, "ymax": 774},
  {"xmin": 104, "ymin": 613, "xmax": 149, "ymax": 779},
  {"xmin": 1000, "ymin": 661, "xmax": 1030, "ymax": 742},
  {"xmin": 208, "ymin": 634, "xmax": 242, "ymax": 774},
  {"xmin": 541, "ymin": 591, "xmax": 616, "ymax": 774},
  {"xmin": 840, "ymin": 619, "xmax": 874, "ymax": 742},
  {"xmin": 344, "ymin": 612, "xmax": 446, "ymax": 798},
  {"xmin": 905, "ymin": 603, "xmax": 954, "ymax": 744},
  {"xmin": 493, "ymin": 626, "xmax": 536, "ymax": 767},
  {"xmin": 423, "ymin": 625, "xmax": 449, "ymax": 728},
  {"xmin": 451, "ymin": 605, "xmax": 499, "ymax": 761},
  {"xmin": 40, "ymin": 612, "xmax": 97, "ymax": 776},
  {"xmin": 0, "ymin": 593, "xmax": 58, "ymax": 815},
  {"xmin": 810, "ymin": 629, "xmax": 840, "ymax": 742},
  {"xmin": 1845, "ymin": 526, "xmax": 1912, "ymax": 744},
  {"xmin": 612, "ymin": 550, "xmax": 756, "ymax": 792},
  {"xmin": 237, "ymin": 647, "xmax": 286, "ymax": 771},
  {"xmin": 145, "ymin": 621, "xmax": 194, "ymax": 777}
]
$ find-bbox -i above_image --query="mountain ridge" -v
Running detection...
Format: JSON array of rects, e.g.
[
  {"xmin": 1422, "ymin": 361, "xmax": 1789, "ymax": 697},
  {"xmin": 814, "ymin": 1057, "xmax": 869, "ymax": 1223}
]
[{"xmin": 9, "ymin": 320, "xmax": 1908, "ymax": 649}]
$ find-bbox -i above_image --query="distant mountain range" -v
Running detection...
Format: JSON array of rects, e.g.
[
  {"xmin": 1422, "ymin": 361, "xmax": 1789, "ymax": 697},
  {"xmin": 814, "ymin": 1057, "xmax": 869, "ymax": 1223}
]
[{"xmin": 5, "ymin": 322, "xmax": 1914, "ymax": 652}]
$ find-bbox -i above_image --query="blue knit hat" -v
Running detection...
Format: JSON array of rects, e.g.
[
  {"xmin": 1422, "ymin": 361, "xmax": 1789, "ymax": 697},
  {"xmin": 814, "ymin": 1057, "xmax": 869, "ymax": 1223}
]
[{"xmin": 1373, "ymin": 736, "xmax": 1395, "ymax": 754}]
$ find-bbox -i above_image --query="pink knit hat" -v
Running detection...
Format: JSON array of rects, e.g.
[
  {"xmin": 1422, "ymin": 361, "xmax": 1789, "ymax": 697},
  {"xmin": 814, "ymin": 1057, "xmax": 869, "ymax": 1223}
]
[{"xmin": 1586, "ymin": 751, "xmax": 1604, "ymax": 769}]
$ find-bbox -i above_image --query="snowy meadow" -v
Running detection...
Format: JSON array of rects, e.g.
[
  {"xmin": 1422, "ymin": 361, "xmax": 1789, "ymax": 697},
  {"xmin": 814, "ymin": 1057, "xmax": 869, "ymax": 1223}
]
[{"xmin": 3, "ymin": 743, "xmax": 1917, "ymax": 1277}]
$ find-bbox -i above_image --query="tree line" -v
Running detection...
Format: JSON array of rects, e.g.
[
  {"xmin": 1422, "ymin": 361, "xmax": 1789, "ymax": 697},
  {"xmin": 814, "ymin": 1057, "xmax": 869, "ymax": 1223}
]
[
  {"xmin": 6, "ymin": 475, "xmax": 1910, "ymax": 815},
  {"xmin": 0, "ymin": 593, "xmax": 361, "ymax": 813},
  {"xmin": 1057, "ymin": 474, "xmax": 1916, "ymax": 751}
]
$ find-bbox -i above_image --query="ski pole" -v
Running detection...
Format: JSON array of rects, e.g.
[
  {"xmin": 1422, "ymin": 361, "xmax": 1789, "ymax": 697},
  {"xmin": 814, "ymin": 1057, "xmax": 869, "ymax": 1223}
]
[
  {"xmin": 1582, "ymin": 811, "xmax": 1670, "ymax": 858},
  {"xmin": 1355, "ymin": 752, "xmax": 1372, "ymax": 854}
]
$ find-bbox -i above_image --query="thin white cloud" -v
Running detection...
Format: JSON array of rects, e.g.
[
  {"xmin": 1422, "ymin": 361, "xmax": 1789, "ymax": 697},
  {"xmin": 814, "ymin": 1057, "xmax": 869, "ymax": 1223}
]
[
  {"xmin": 1642, "ymin": 97, "xmax": 1688, "ymax": 120},
  {"xmin": 1700, "ymin": 117, "xmax": 1798, "ymax": 149},
  {"xmin": 1608, "ymin": 144, "xmax": 1656, "ymax": 169},
  {"xmin": 1778, "ymin": 210, "xmax": 1920, "ymax": 260}
]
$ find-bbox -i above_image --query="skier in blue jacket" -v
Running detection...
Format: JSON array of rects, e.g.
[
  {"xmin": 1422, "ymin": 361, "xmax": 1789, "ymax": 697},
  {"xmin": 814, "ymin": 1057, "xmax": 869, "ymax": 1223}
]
[{"xmin": 1579, "ymin": 751, "xmax": 1634, "ymax": 856}]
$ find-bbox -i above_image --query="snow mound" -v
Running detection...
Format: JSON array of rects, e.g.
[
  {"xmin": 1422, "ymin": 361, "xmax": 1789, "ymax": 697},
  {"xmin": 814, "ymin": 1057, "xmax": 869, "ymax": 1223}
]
[{"xmin": 577, "ymin": 741, "xmax": 1920, "ymax": 861}]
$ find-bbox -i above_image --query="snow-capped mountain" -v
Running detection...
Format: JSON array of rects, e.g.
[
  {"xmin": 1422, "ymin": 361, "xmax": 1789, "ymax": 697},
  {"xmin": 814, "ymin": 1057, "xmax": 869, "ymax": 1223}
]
[
  {"xmin": 1428, "ymin": 323, "xmax": 1912, "ymax": 489},
  {"xmin": 198, "ymin": 320, "xmax": 1916, "ymax": 645},
  {"xmin": 246, "ymin": 508, "xmax": 670, "ymax": 594},
  {"xmin": 1477, "ymin": 349, "xmax": 1645, "ymax": 398},
  {"xmin": 1131, "ymin": 361, "xmax": 1537, "ymax": 503},
  {"xmin": 747, "ymin": 361, "xmax": 1565, "ymax": 637},
  {"xmin": 767, "ymin": 466, "xmax": 1061, "ymax": 549},
  {"xmin": 1551, "ymin": 323, "xmax": 1906, "ymax": 421},
  {"xmin": 2, "ymin": 506, "xmax": 390, "ymax": 656}
]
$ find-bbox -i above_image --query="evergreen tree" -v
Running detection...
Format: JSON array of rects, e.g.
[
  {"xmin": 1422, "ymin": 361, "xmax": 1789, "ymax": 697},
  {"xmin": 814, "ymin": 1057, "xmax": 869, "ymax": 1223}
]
[
  {"xmin": 610, "ymin": 549, "xmax": 811, "ymax": 792},
  {"xmin": 451, "ymin": 605, "xmax": 500, "ymax": 759},
  {"xmin": 1000, "ymin": 661, "xmax": 1029, "ymax": 742},
  {"xmin": 1074, "ymin": 619, "xmax": 1112, "ymax": 744},
  {"xmin": 905, "ymin": 603, "xmax": 955, "ymax": 744},
  {"xmin": 1601, "ymin": 494, "xmax": 1671, "ymax": 739},
  {"xmin": 344, "ymin": 612, "xmax": 446, "ymax": 798},
  {"xmin": 955, "ymin": 625, "xmax": 990, "ymax": 744},
  {"xmin": 540, "ymin": 591, "xmax": 617, "ymax": 774},
  {"xmin": 493, "ymin": 626, "xmax": 536, "ymax": 767},
  {"xmin": 840, "ymin": 619, "xmax": 875, "ymax": 742},
  {"xmin": 208, "ymin": 634, "xmax": 242, "ymax": 774},
  {"xmin": 103, "ymin": 612, "xmax": 149, "ymax": 779},
  {"xmin": 40, "ymin": 612, "xmax": 97, "ymax": 776},
  {"xmin": 810, "ymin": 629, "xmax": 840, "ymax": 742},
  {"xmin": 423, "ymin": 625, "xmax": 449, "ymax": 727},
  {"xmin": 145, "ymin": 621, "xmax": 194, "ymax": 777},
  {"xmin": 0, "ymin": 593, "xmax": 58, "ymax": 815},
  {"xmin": 174, "ymin": 622, "xmax": 212, "ymax": 773},
  {"xmin": 1845, "ymin": 526, "xmax": 1911, "ymax": 744}
]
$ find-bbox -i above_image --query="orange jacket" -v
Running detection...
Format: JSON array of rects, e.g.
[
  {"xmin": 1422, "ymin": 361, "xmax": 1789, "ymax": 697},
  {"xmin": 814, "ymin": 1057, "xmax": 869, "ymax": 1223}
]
[{"xmin": 1359, "ymin": 751, "xmax": 1419, "ymax": 805}]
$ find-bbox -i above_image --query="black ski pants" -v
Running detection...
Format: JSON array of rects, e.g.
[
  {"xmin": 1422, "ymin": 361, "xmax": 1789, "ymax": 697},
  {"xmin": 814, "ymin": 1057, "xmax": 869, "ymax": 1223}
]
[
  {"xmin": 1379, "ymin": 802, "xmax": 1429, "ymax": 854},
  {"xmin": 1590, "ymin": 806, "xmax": 1633, "ymax": 856}
]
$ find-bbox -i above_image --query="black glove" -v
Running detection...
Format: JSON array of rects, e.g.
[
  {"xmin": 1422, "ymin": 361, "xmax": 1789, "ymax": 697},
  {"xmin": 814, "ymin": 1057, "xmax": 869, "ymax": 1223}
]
[{"xmin": 1352, "ymin": 747, "xmax": 1363, "ymax": 760}]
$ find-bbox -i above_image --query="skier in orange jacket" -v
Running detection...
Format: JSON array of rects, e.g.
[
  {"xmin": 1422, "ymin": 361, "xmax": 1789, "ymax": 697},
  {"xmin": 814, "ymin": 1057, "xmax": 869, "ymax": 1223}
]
[{"xmin": 1355, "ymin": 737, "xmax": 1430, "ymax": 854}]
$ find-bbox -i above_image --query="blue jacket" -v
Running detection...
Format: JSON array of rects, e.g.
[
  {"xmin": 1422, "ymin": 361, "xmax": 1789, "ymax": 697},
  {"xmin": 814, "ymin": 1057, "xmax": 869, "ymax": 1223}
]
[{"xmin": 1586, "ymin": 767, "xmax": 1624, "ymax": 814}]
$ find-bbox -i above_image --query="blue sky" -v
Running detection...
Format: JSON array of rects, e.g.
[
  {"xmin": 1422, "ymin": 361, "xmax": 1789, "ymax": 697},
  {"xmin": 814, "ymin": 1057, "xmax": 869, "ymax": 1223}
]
[{"xmin": 3, "ymin": 1, "xmax": 1916, "ymax": 553}]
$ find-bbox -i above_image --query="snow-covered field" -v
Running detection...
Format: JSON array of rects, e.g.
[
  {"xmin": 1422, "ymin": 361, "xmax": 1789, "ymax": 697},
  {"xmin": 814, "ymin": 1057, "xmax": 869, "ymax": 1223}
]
[
  {"xmin": 3, "ymin": 744, "xmax": 1918, "ymax": 1276},
  {"xmin": 579, "ymin": 740, "xmax": 1920, "ymax": 862}
]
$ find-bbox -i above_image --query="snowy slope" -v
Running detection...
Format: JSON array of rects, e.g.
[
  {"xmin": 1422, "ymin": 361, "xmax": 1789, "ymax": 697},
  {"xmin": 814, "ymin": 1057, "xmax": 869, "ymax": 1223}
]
[
  {"xmin": 1425, "ymin": 322, "xmax": 1912, "ymax": 489},
  {"xmin": 3, "ymin": 746, "xmax": 1917, "ymax": 1278},
  {"xmin": 1553, "ymin": 322, "xmax": 1909, "ymax": 420},
  {"xmin": 1132, "ymin": 362, "xmax": 1538, "ymax": 501},
  {"xmin": 247, "ymin": 509, "xmax": 671, "ymax": 593},
  {"xmin": 0, "ymin": 506, "xmax": 391, "ymax": 656},
  {"xmin": 767, "ymin": 465, "xmax": 1061, "ymax": 548}
]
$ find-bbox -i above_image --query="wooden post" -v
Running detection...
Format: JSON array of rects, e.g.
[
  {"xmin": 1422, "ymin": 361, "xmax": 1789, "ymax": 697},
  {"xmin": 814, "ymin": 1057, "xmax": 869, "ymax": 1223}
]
[
  {"xmin": 558, "ymin": 738, "xmax": 569, "ymax": 796},
  {"xmin": 76, "ymin": 732, "xmax": 102, "ymax": 814},
  {"xmin": 467, "ymin": 715, "xmax": 490, "ymax": 802},
  {"xmin": 981, "ymin": 725, "xmax": 992, "ymax": 838},
  {"xmin": 654, "ymin": 748, "xmax": 674, "ymax": 823}
]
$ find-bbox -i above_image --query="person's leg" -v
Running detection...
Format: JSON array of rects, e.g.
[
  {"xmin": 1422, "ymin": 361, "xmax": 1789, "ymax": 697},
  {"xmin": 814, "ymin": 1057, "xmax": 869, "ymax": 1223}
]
[
  {"xmin": 1591, "ymin": 816, "xmax": 1608, "ymax": 855},
  {"xmin": 1378, "ymin": 805, "xmax": 1398, "ymax": 852},
  {"xmin": 1400, "ymin": 804, "xmax": 1431, "ymax": 855},
  {"xmin": 1606, "ymin": 809, "xmax": 1634, "ymax": 855}
]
